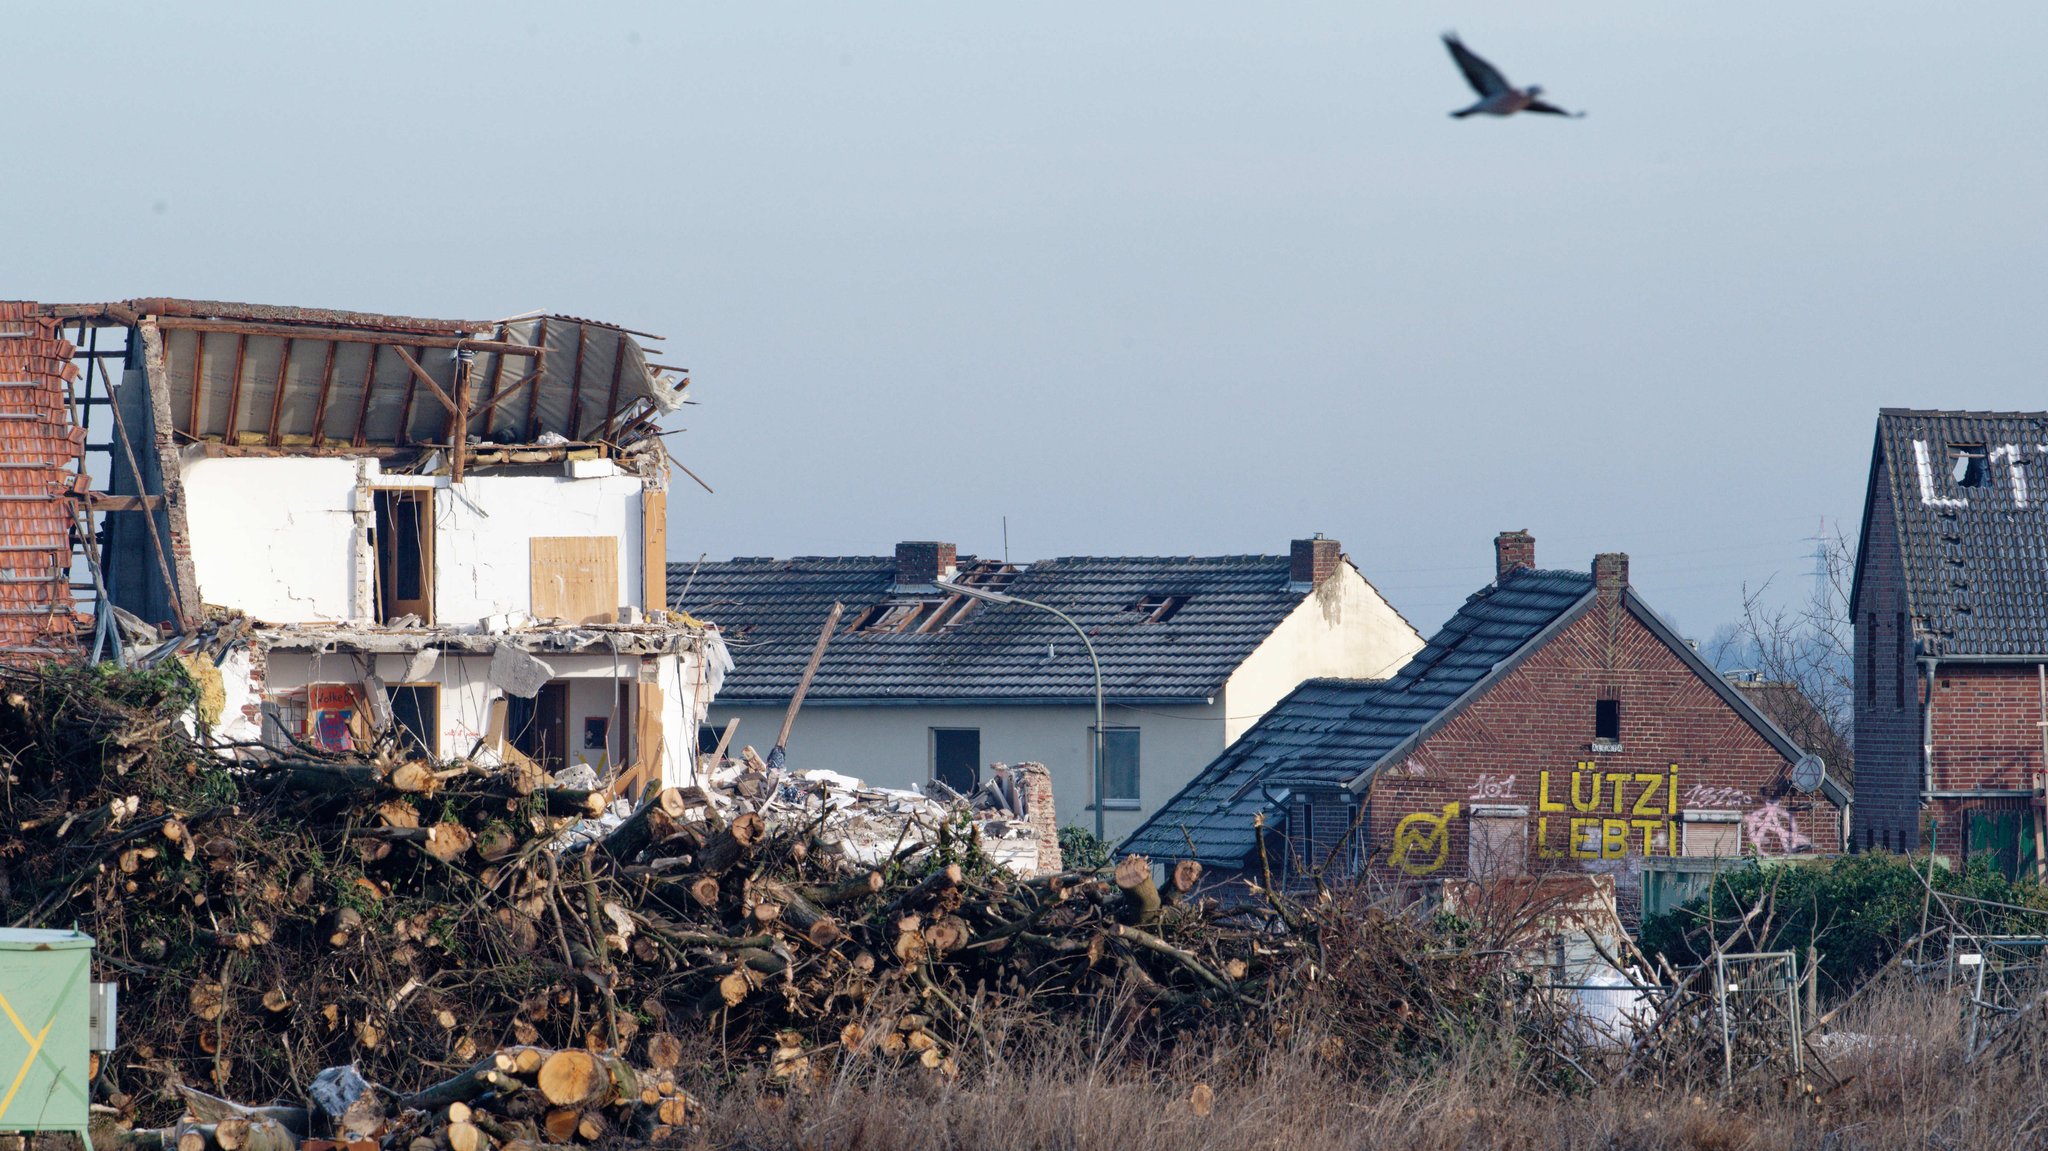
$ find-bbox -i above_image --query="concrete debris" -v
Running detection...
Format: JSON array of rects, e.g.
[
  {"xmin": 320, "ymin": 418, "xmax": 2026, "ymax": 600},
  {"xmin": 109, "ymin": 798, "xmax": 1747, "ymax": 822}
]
[{"xmin": 487, "ymin": 641, "xmax": 556, "ymax": 699}]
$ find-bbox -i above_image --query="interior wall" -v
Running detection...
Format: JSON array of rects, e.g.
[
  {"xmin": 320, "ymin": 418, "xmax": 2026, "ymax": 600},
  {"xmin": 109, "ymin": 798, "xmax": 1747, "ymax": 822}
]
[
  {"xmin": 424, "ymin": 471, "xmax": 645, "ymax": 625},
  {"xmin": 181, "ymin": 455, "xmax": 361, "ymax": 621},
  {"xmin": 170, "ymin": 456, "xmax": 648, "ymax": 627}
]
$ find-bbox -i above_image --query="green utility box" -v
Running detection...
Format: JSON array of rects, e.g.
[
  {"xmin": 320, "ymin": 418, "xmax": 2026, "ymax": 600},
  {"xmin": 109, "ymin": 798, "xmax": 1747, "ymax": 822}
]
[{"xmin": 0, "ymin": 929, "xmax": 95, "ymax": 1145}]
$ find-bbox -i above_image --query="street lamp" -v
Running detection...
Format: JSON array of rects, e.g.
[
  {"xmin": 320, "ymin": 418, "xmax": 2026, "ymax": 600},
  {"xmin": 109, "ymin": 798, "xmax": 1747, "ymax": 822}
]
[{"xmin": 933, "ymin": 577, "xmax": 1107, "ymax": 841}]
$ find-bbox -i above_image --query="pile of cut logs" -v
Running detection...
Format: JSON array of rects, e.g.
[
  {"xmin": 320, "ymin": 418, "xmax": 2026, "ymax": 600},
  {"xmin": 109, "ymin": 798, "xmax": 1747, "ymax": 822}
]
[
  {"xmin": 5, "ymin": 661, "xmax": 1338, "ymax": 1141},
  {"xmin": 116, "ymin": 1042, "xmax": 701, "ymax": 1151}
]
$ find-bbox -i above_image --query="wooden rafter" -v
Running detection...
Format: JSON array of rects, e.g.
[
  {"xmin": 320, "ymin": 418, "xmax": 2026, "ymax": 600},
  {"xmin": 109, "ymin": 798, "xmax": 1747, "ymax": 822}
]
[
  {"xmin": 564, "ymin": 324, "xmax": 588, "ymax": 442},
  {"xmin": 598, "ymin": 331, "xmax": 626, "ymax": 441},
  {"xmin": 391, "ymin": 346, "xmax": 459, "ymax": 416},
  {"xmin": 477, "ymin": 323, "xmax": 510, "ymax": 440},
  {"xmin": 221, "ymin": 333, "xmax": 249, "ymax": 441},
  {"xmin": 523, "ymin": 317, "xmax": 550, "ymax": 442},
  {"xmin": 310, "ymin": 340, "xmax": 339, "ymax": 446},
  {"xmin": 186, "ymin": 331, "xmax": 207, "ymax": 439},
  {"xmin": 264, "ymin": 337, "xmax": 295, "ymax": 445},
  {"xmin": 466, "ymin": 368, "xmax": 541, "ymax": 424},
  {"xmin": 152, "ymin": 316, "xmax": 540, "ymax": 356},
  {"xmin": 351, "ymin": 344, "xmax": 381, "ymax": 447}
]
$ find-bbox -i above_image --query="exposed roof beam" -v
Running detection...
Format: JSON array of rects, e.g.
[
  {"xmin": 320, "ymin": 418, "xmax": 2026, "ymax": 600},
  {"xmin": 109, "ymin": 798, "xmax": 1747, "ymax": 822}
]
[
  {"xmin": 153, "ymin": 316, "xmax": 540, "ymax": 357},
  {"xmin": 390, "ymin": 346, "xmax": 459, "ymax": 416}
]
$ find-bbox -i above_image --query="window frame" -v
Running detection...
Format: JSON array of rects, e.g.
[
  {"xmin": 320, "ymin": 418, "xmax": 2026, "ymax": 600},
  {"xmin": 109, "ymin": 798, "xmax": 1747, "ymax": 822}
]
[
  {"xmin": 1092, "ymin": 725, "xmax": 1141, "ymax": 808},
  {"xmin": 930, "ymin": 727, "xmax": 982, "ymax": 795},
  {"xmin": 1593, "ymin": 698, "xmax": 1622, "ymax": 746}
]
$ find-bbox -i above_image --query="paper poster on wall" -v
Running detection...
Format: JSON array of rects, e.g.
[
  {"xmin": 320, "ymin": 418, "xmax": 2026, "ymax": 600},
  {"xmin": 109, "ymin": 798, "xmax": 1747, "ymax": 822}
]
[{"xmin": 308, "ymin": 683, "xmax": 360, "ymax": 752}]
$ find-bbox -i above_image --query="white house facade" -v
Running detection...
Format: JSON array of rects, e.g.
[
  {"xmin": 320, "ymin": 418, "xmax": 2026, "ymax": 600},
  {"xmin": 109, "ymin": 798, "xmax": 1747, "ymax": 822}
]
[{"xmin": 676, "ymin": 538, "xmax": 1423, "ymax": 842}]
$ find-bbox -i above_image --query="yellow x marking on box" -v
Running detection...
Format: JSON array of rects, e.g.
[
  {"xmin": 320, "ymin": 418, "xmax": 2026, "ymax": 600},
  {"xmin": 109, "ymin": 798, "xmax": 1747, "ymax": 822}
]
[{"xmin": 0, "ymin": 989, "xmax": 55, "ymax": 1123}]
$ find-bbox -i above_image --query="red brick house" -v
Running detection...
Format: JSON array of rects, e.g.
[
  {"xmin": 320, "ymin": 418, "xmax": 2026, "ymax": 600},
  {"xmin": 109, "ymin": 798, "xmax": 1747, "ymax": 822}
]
[
  {"xmin": 1852, "ymin": 410, "xmax": 2048, "ymax": 873},
  {"xmin": 1125, "ymin": 532, "xmax": 1848, "ymax": 914}
]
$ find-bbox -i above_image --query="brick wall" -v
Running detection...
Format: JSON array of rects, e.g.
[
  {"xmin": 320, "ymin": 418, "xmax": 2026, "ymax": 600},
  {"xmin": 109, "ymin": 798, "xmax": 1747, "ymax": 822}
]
[
  {"xmin": 1361, "ymin": 588, "xmax": 1841, "ymax": 918},
  {"xmin": 1852, "ymin": 471, "xmax": 1924, "ymax": 849},
  {"xmin": 0, "ymin": 303, "xmax": 85, "ymax": 665},
  {"xmin": 1016, "ymin": 761, "xmax": 1062, "ymax": 873}
]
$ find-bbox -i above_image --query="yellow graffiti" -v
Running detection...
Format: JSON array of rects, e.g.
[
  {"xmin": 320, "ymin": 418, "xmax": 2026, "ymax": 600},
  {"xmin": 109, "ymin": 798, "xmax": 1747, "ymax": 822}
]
[
  {"xmin": 0, "ymin": 989, "xmax": 54, "ymax": 1123},
  {"xmin": 1390, "ymin": 801, "xmax": 1460, "ymax": 876}
]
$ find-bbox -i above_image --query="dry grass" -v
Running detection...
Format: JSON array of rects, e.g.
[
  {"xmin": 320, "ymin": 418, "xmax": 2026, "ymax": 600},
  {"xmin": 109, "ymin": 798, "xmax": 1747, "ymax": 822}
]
[{"xmin": 680, "ymin": 979, "xmax": 2048, "ymax": 1151}]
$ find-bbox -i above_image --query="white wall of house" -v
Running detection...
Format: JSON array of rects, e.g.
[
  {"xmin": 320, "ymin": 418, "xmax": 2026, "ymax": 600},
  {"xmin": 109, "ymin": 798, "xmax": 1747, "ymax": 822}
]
[
  {"xmin": 183, "ymin": 456, "xmax": 359, "ymax": 621},
  {"xmin": 429, "ymin": 470, "xmax": 646, "ymax": 623},
  {"xmin": 706, "ymin": 700, "xmax": 1226, "ymax": 844},
  {"xmin": 1219, "ymin": 565, "xmax": 1424, "ymax": 744},
  {"xmin": 177, "ymin": 455, "xmax": 648, "ymax": 626}
]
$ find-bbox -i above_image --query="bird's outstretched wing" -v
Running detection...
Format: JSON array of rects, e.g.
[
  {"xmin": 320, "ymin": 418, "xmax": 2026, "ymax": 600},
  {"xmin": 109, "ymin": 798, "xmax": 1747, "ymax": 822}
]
[
  {"xmin": 1442, "ymin": 33, "xmax": 1510, "ymax": 98},
  {"xmin": 1525, "ymin": 99, "xmax": 1584, "ymax": 118}
]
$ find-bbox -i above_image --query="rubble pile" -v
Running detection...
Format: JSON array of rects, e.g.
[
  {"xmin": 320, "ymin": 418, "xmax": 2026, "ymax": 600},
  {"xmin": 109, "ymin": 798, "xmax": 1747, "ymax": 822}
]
[{"xmin": 6, "ymin": 662, "xmax": 1514, "ymax": 1146}]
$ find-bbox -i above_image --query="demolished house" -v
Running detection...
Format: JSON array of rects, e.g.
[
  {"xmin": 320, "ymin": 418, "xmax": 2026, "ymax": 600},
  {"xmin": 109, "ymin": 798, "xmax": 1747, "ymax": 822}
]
[{"xmin": 2, "ymin": 298, "xmax": 727, "ymax": 789}]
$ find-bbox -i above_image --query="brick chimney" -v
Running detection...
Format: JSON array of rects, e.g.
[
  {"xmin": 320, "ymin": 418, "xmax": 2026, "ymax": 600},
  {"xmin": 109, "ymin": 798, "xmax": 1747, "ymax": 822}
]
[
  {"xmin": 1290, "ymin": 535, "xmax": 1342, "ymax": 588},
  {"xmin": 1494, "ymin": 530, "xmax": 1535, "ymax": 579},
  {"xmin": 1592, "ymin": 552, "xmax": 1630, "ymax": 596},
  {"xmin": 894, "ymin": 541, "xmax": 956, "ymax": 589}
]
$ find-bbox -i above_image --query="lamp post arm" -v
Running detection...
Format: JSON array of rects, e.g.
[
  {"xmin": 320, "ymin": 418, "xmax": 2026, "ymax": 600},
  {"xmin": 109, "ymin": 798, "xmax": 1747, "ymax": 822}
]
[{"xmin": 989, "ymin": 593, "xmax": 1107, "ymax": 842}]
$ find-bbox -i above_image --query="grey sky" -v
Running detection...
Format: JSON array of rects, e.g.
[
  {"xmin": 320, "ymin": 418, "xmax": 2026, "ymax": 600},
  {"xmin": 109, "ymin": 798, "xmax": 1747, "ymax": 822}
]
[{"xmin": 8, "ymin": 2, "xmax": 2045, "ymax": 638}]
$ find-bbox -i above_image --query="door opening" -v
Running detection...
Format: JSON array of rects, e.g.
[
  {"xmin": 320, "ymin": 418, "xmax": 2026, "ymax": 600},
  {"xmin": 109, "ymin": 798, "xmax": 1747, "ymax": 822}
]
[
  {"xmin": 375, "ymin": 489, "xmax": 434, "ymax": 624},
  {"xmin": 508, "ymin": 681, "xmax": 571, "ymax": 772}
]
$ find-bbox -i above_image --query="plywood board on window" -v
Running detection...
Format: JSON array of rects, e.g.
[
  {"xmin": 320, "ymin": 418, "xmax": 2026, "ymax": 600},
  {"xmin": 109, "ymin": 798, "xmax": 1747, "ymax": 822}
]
[{"xmin": 531, "ymin": 536, "xmax": 618, "ymax": 624}]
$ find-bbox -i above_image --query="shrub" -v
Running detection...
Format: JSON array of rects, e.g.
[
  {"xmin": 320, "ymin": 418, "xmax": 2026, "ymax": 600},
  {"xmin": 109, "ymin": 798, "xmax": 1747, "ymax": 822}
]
[
  {"xmin": 1638, "ymin": 851, "xmax": 2048, "ymax": 995},
  {"xmin": 1058, "ymin": 824, "xmax": 1112, "ymax": 871}
]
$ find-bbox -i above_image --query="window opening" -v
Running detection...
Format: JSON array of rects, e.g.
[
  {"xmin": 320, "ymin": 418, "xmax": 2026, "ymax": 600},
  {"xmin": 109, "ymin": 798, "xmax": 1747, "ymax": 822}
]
[
  {"xmin": 1895, "ymin": 612, "xmax": 1908, "ymax": 709},
  {"xmin": 1953, "ymin": 444, "xmax": 1989, "ymax": 488},
  {"xmin": 387, "ymin": 684, "xmax": 440, "ymax": 759},
  {"xmin": 932, "ymin": 728, "xmax": 981, "ymax": 794},
  {"xmin": 1594, "ymin": 698, "xmax": 1621, "ymax": 743},
  {"xmin": 1126, "ymin": 594, "xmax": 1189, "ymax": 623},
  {"xmin": 374, "ymin": 489, "xmax": 434, "ymax": 624}
]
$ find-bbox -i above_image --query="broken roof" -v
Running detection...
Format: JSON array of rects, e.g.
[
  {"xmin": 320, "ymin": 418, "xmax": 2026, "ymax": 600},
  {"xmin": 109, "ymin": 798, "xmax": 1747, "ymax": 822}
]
[
  {"xmin": 1860, "ymin": 409, "xmax": 2048, "ymax": 658},
  {"xmin": 39, "ymin": 298, "xmax": 684, "ymax": 448},
  {"xmin": 672, "ymin": 553, "xmax": 1350, "ymax": 704}
]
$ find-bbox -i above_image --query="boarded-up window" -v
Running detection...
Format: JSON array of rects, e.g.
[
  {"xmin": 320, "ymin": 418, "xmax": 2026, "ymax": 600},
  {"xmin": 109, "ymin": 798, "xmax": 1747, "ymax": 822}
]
[
  {"xmin": 1468, "ymin": 808, "xmax": 1529, "ymax": 879},
  {"xmin": 531, "ymin": 536, "xmax": 619, "ymax": 624},
  {"xmin": 1682, "ymin": 811, "xmax": 1742, "ymax": 857}
]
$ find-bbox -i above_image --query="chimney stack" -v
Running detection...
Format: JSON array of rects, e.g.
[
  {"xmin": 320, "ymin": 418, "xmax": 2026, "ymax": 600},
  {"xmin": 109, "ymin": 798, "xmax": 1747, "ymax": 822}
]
[
  {"xmin": 1494, "ymin": 530, "xmax": 1535, "ymax": 580},
  {"xmin": 1592, "ymin": 552, "xmax": 1630, "ymax": 596},
  {"xmin": 894, "ymin": 541, "xmax": 956, "ymax": 589},
  {"xmin": 1290, "ymin": 535, "xmax": 1342, "ymax": 588}
]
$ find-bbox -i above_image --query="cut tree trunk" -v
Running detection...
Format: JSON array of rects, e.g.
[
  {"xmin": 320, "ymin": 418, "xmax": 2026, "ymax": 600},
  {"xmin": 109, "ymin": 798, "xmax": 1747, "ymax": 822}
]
[
  {"xmin": 535, "ymin": 1049, "xmax": 638, "ymax": 1109},
  {"xmin": 1114, "ymin": 855, "xmax": 1160, "ymax": 926},
  {"xmin": 693, "ymin": 812, "xmax": 765, "ymax": 875}
]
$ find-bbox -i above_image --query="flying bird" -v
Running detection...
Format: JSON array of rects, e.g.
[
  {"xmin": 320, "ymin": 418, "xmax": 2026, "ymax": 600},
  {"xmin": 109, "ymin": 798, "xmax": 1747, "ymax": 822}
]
[{"xmin": 1442, "ymin": 33, "xmax": 1583, "ymax": 119}]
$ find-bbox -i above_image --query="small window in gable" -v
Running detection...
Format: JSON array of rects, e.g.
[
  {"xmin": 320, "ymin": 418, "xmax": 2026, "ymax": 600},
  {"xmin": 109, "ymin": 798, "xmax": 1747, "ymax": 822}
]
[
  {"xmin": 1126, "ymin": 593, "xmax": 1189, "ymax": 623},
  {"xmin": 1952, "ymin": 444, "xmax": 1989, "ymax": 488},
  {"xmin": 1594, "ymin": 698, "xmax": 1621, "ymax": 743}
]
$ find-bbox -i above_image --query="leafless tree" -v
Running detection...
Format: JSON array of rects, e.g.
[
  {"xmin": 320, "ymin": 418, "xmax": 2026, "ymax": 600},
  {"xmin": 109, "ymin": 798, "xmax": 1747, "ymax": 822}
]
[{"xmin": 1706, "ymin": 525, "xmax": 1854, "ymax": 777}]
